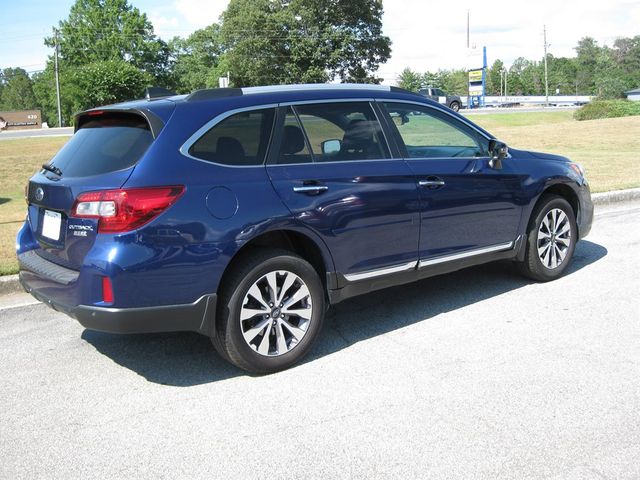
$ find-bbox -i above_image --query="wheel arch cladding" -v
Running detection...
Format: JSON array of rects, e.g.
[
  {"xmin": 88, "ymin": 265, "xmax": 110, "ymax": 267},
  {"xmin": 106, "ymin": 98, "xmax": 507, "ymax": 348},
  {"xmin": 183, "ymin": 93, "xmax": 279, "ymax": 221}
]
[{"xmin": 218, "ymin": 229, "xmax": 333, "ymax": 298}]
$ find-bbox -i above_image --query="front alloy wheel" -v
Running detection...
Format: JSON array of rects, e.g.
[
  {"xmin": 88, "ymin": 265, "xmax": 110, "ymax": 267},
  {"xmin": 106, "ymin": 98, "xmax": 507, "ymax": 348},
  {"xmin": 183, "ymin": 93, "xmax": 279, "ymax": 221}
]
[
  {"xmin": 519, "ymin": 194, "xmax": 577, "ymax": 281},
  {"xmin": 536, "ymin": 208, "xmax": 572, "ymax": 269}
]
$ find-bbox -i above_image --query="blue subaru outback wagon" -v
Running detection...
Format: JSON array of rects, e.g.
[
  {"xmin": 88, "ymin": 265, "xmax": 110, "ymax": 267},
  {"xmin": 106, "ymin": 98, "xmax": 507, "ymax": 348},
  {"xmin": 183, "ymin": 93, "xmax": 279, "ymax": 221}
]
[{"xmin": 18, "ymin": 84, "xmax": 593, "ymax": 373}]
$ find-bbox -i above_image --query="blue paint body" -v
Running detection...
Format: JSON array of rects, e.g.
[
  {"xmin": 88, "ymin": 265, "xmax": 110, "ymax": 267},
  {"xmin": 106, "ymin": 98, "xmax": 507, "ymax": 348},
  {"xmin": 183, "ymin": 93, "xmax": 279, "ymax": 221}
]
[{"xmin": 17, "ymin": 86, "xmax": 593, "ymax": 323}]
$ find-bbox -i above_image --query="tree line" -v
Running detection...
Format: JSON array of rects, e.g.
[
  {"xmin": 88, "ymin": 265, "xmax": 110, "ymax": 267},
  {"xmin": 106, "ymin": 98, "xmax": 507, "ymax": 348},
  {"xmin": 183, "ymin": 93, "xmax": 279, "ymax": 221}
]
[
  {"xmin": 397, "ymin": 36, "xmax": 640, "ymax": 98},
  {"xmin": 1, "ymin": 0, "xmax": 638, "ymax": 127},
  {"xmin": 0, "ymin": 0, "xmax": 390, "ymax": 126}
]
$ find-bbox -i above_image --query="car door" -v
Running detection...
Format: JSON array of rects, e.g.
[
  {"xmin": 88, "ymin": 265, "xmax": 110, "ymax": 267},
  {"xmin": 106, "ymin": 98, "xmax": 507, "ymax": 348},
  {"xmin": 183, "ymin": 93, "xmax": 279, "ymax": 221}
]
[
  {"xmin": 380, "ymin": 101, "xmax": 524, "ymax": 261},
  {"xmin": 266, "ymin": 101, "xmax": 420, "ymax": 279}
]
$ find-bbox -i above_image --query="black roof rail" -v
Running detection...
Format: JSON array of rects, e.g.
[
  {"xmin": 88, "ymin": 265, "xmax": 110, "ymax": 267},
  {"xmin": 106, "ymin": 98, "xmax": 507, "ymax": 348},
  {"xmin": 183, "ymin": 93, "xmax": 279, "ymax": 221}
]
[
  {"xmin": 144, "ymin": 87, "xmax": 178, "ymax": 100},
  {"xmin": 185, "ymin": 88, "xmax": 244, "ymax": 102}
]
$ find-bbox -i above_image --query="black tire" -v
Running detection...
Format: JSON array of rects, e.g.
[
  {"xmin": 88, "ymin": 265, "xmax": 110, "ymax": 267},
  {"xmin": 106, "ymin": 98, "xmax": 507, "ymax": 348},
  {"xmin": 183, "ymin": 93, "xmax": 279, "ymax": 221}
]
[
  {"xmin": 519, "ymin": 194, "xmax": 577, "ymax": 282},
  {"xmin": 449, "ymin": 101, "xmax": 460, "ymax": 112},
  {"xmin": 215, "ymin": 248, "xmax": 325, "ymax": 374}
]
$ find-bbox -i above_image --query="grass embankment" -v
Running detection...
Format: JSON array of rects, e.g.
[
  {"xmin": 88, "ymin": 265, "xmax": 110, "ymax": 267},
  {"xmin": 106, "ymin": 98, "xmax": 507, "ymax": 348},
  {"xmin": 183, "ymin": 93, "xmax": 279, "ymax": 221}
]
[
  {"xmin": 0, "ymin": 111, "xmax": 638, "ymax": 275},
  {"xmin": 469, "ymin": 110, "xmax": 640, "ymax": 194},
  {"xmin": 0, "ymin": 137, "xmax": 69, "ymax": 275}
]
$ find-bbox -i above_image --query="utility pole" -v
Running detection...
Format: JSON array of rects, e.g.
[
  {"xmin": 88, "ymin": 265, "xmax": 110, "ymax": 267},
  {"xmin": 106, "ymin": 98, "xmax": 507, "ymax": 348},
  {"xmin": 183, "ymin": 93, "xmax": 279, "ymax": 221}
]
[
  {"xmin": 543, "ymin": 25, "xmax": 549, "ymax": 108},
  {"xmin": 53, "ymin": 27, "xmax": 63, "ymax": 127},
  {"xmin": 466, "ymin": 10, "xmax": 470, "ymax": 49}
]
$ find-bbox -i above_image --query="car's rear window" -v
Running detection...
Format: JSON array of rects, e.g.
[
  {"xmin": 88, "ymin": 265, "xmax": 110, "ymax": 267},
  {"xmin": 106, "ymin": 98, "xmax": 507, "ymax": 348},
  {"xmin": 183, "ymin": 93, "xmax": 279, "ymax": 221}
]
[{"xmin": 48, "ymin": 112, "xmax": 153, "ymax": 178}]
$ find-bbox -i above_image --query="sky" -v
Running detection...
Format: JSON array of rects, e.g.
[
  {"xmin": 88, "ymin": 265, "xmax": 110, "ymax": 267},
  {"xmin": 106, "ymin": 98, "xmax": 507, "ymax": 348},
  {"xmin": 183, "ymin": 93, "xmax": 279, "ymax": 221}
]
[{"xmin": 1, "ymin": 0, "xmax": 639, "ymax": 85}]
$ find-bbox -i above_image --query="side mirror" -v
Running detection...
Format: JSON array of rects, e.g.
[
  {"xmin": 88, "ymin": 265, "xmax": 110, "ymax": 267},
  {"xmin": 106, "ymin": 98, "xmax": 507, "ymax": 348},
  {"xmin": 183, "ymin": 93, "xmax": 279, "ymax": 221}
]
[
  {"xmin": 488, "ymin": 139, "xmax": 508, "ymax": 169},
  {"xmin": 321, "ymin": 139, "xmax": 341, "ymax": 155}
]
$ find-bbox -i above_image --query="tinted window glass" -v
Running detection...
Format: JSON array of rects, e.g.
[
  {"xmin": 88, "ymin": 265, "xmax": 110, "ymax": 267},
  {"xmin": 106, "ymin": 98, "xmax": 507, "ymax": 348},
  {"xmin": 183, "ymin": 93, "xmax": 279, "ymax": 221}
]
[
  {"xmin": 276, "ymin": 108, "xmax": 313, "ymax": 164},
  {"xmin": 48, "ymin": 113, "xmax": 153, "ymax": 178},
  {"xmin": 294, "ymin": 102, "xmax": 390, "ymax": 162},
  {"xmin": 189, "ymin": 108, "xmax": 275, "ymax": 165},
  {"xmin": 384, "ymin": 102, "xmax": 486, "ymax": 159}
]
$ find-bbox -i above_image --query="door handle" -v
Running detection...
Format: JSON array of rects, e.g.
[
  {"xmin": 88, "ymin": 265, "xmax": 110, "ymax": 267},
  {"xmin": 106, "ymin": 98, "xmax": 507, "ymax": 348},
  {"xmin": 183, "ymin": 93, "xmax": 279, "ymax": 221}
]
[
  {"xmin": 418, "ymin": 178, "xmax": 445, "ymax": 189},
  {"xmin": 293, "ymin": 185, "xmax": 329, "ymax": 194}
]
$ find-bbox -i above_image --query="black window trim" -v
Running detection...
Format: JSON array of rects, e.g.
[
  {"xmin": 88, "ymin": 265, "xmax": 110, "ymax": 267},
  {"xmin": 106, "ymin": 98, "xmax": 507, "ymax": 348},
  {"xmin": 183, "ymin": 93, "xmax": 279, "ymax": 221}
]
[{"xmin": 377, "ymin": 100, "xmax": 492, "ymax": 160}]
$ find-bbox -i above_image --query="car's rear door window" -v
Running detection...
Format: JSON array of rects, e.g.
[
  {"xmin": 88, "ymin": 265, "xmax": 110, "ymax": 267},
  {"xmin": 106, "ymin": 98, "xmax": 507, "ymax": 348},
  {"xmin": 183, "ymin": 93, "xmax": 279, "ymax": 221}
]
[
  {"xmin": 48, "ymin": 112, "xmax": 153, "ymax": 177},
  {"xmin": 189, "ymin": 108, "xmax": 275, "ymax": 166},
  {"xmin": 293, "ymin": 102, "xmax": 390, "ymax": 163}
]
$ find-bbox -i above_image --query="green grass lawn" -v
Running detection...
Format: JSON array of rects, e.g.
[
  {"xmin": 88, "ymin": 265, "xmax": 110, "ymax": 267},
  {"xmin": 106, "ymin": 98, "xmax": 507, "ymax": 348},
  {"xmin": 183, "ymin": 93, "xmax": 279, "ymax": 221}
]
[
  {"xmin": 467, "ymin": 111, "xmax": 640, "ymax": 194},
  {"xmin": 0, "ymin": 110, "xmax": 638, "ymax": 275}
]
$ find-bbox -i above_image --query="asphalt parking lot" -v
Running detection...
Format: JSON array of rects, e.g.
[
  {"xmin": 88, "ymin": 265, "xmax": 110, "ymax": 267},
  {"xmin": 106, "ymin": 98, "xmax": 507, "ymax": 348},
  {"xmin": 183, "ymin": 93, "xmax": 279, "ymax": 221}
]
[{"xmin": 1, "ymin": 202, "xmax": 639, "ymax": 479}]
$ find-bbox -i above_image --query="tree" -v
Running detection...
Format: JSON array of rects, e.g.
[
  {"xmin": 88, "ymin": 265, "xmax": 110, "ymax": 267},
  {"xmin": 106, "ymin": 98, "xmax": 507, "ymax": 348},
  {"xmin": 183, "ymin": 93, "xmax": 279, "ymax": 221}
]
[
  {"xmin": 45, "ymin": 0, "xmax": 170, "ymax": 81},
  {"xmin": 486, "ymin": 59, "xmax": 504, "ymax": 95},
  {"xmin": 575, "ymin": 37, "xmax": 601, "ymax": 94},
  {"xmin": 397, "ymin": 68, "xmax": 422, "ymax": 91},
  {"xmin": 220, "ymin": 0, "xmax": 391, "ymax": 86},
  {"xmin": 0, "ymin": 68, "xmax": 37, "ymax": 110},
  {"xmin": 169, "ymin": 24, "xmax": 224, "ymax": 93}
]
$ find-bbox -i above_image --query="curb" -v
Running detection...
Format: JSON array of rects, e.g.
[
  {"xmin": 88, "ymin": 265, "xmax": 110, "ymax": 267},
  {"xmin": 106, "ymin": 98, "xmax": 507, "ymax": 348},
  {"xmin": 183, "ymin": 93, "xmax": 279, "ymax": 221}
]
[
  {"xmin": 0, "ymin": 188, "xmax": 638, "ymax": 297},
  {"xmin": 0, "ymin": 275, "xmax": 22, "ymax": 296},
  {"xmin": 592, "ymin": 187, "xmax": 640, "ymax": 205}
]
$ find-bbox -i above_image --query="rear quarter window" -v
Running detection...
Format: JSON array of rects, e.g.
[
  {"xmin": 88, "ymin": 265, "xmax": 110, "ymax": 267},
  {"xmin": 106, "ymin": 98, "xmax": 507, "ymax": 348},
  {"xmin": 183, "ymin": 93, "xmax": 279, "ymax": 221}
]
[
  {"xmin": 188, "ymin": 108, "xmax": 275, "ymax": 166},
  {"xmin": 49, "ymin": 112, "xmax": 153, "ymax": 178}
]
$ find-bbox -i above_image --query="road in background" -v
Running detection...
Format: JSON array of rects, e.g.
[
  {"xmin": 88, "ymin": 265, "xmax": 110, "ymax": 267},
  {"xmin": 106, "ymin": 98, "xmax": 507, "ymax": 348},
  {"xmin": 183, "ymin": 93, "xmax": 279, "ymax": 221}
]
[
  {"xmin": 0, "ymin": 127, "xmax": 73, "ymax": 140},
  {"xmin": 1, "ymin": 203, "xmax": 638, "ymax": 479},
  {"xmin": 464, "ymin": 106, "xmax": 579, "ymax": 115}
]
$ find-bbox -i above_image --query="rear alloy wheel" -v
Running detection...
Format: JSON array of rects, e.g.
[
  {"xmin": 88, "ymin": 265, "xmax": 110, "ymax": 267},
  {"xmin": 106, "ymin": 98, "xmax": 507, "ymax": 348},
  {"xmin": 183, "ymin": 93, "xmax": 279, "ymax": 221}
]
[
  {"xmin": 449, "ymin": 101, "xmax": 460, "ymax": 112},
  {"xmin": 519, "ymin": 195, "xmax": 577, "ymax": 281},
  {"xmin": 215, "ymin": 249, "xmax": 325, "ymax": 374},
  {"xmin": 239, "ymin": 270, "xmax": 312, "ymax": 357}
]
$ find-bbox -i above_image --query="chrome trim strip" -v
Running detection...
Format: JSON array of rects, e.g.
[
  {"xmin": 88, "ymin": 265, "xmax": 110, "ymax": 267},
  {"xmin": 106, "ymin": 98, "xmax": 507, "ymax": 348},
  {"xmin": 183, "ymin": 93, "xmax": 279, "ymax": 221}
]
[
  {"xmin": 343, "ymin": 261, "xmax": 417, "ymax": 282},
  {"xmin": 293, "ymin": 185, "xmax": 328, "ymax": 193},
  {"xmin": 418, "ymin": 241, "xmax": 514, "ymax": 268}
]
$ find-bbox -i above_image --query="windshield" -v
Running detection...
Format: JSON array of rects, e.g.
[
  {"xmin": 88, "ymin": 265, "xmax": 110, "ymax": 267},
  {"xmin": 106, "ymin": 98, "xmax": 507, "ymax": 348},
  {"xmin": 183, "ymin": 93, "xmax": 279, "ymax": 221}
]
[{"xmin": 48, "ymin": 112, "xmax": 153, "ymax": 178}]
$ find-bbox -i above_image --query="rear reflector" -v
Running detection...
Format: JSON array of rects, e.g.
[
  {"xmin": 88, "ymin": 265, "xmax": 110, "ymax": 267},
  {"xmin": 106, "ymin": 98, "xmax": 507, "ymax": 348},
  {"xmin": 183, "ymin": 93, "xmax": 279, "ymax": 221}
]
[
  {"xmin": 71, "ymin": 186, "xmax": 184, "ymax": 233},
  {"xmin": 102, "ymin": 276, "xmax": 114, "ymax": 303}
]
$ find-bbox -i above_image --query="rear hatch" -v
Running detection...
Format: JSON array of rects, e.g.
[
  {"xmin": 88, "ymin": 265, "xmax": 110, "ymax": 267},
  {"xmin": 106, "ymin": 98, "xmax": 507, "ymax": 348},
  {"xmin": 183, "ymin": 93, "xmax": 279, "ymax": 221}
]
[{"xmin": 26, "ymin": 111, "xmax": 156, "ymax": 270}]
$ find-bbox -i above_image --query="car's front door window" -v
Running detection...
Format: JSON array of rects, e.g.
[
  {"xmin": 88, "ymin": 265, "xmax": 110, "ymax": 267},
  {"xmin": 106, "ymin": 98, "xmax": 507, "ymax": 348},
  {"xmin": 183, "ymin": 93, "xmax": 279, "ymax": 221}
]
[{"xmin": 383, "ymin": 102, "xmax": 487, "ymax": 159}]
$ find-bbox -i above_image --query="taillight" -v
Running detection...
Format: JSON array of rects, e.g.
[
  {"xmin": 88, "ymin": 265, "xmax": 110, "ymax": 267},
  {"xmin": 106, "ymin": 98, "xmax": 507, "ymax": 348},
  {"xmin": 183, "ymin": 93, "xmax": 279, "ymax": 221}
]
[{"xmin": 71, "ymin": 186, "xmax": 184, "ymax": 233}]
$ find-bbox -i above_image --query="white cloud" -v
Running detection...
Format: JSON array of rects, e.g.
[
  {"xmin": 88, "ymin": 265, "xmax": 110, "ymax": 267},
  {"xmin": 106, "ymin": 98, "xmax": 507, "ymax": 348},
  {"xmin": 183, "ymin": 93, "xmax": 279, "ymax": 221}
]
[
  {"xmin": 174, "ymin": 0, "xmax": 228, "ymax": 29},
  {"xmin": 379, "ymin": 0, "xmax": 640, "ymax": 85},
  {"xmin": 148, "ymin": 13, "xmax": 180, "ymax": 38}
]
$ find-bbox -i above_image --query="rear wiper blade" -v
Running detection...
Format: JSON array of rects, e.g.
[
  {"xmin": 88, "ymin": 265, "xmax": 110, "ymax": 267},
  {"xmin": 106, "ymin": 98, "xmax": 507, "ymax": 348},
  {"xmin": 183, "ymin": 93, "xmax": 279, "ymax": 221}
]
[{"xmin": 42, "ymin": 163, "xmax": 62, "ymax": 176}]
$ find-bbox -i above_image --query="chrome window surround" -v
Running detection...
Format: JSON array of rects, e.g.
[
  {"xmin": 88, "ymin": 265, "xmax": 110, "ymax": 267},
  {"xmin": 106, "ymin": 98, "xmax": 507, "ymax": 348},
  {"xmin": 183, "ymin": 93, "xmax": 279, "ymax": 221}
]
[
  {"xmin": 178, "ymin": 97, "xmax": 504, "ymax": 168},
  {"xmin": 179, "ymin": 99, "xmax": 394, "ymax": 167}
]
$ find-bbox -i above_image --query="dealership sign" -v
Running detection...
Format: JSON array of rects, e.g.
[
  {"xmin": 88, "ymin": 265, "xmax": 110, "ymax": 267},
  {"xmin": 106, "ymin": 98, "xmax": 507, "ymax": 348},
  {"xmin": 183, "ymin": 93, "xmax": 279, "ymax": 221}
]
[
  {"xmin": 0, "ymin": 110, "xmax": 42, "ymax": 131},
  {"xmin": 468, "ymin": 68, "xmax": 484, "ymax": 96}
]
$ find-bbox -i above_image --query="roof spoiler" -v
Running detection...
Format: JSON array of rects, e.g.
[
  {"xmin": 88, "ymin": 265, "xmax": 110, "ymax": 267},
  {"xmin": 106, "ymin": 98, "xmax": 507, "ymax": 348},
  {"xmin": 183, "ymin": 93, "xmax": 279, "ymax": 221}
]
[{"xmin": 144, "ymin": 87, "xmax": 178, "ymax": 100}]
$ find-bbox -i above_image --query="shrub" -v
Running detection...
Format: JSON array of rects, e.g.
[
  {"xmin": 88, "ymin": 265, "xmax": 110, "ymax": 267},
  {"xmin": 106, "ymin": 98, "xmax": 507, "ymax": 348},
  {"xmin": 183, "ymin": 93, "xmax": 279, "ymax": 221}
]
[{"xmin": 574, "ymin": 100, "xmax": 640, "ymax": 121}]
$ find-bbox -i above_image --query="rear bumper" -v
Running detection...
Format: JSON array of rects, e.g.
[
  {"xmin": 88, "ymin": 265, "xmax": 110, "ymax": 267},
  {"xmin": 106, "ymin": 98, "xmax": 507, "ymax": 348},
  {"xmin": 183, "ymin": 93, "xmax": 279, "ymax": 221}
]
[{"xmin": 19, "ymin": 272, "xmax": 217, "ymax": 335}]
